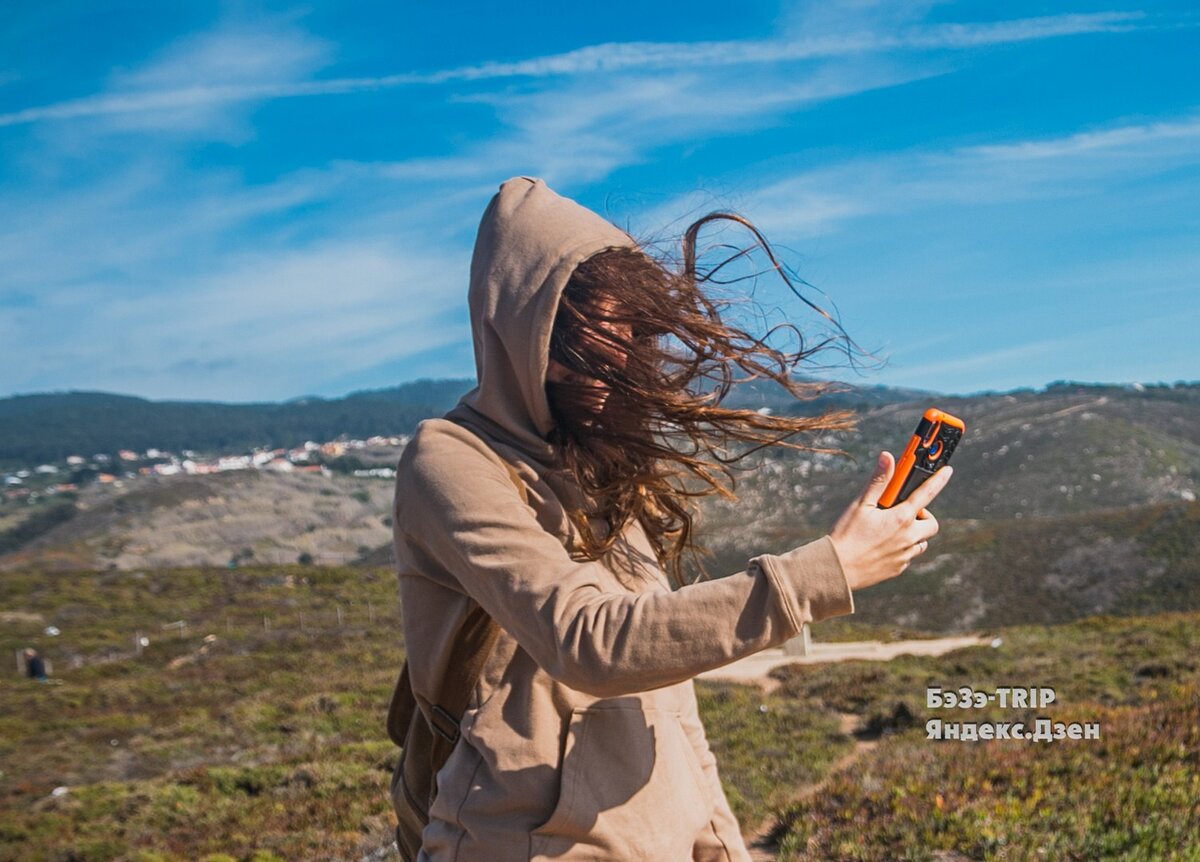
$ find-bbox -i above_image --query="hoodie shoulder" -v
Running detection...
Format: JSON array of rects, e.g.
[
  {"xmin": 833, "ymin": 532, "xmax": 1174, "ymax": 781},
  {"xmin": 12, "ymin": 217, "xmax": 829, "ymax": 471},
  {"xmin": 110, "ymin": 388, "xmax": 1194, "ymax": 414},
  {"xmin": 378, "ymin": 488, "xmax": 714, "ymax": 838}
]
[
  {"xmin": 400, "ymin": 417, "xmax": 504, "ymax": 465},
  {"xmin": 393, "ymin": 418, "xmax": 536, "ymax": 553},
  {"xmin": 398, "ymin": 418, "xmax": 511, "ymax": 489}
]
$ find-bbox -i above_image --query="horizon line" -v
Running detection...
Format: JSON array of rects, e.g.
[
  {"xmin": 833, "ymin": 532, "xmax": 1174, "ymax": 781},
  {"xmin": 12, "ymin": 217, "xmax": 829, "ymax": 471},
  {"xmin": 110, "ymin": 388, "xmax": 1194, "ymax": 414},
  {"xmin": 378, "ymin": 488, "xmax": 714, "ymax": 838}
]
[{"xmin": 3, "ymin": 375, "xmax": 1197, "ymax": 407}]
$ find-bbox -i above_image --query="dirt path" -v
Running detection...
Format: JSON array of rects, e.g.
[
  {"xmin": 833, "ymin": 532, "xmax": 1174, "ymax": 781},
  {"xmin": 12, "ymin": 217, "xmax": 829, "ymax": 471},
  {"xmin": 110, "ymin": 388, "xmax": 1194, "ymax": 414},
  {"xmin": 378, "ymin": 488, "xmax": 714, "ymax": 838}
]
[
  {"xmin": 743, "ymin": 710, "xmax": 877, "ymax": 861},
  {"xmin": 707, "ymin": 635, "xmax": 993, "ymax": 860},
  {"xmin": 697, "ymin": 634, "xmax": 993, "ymax": 694}
]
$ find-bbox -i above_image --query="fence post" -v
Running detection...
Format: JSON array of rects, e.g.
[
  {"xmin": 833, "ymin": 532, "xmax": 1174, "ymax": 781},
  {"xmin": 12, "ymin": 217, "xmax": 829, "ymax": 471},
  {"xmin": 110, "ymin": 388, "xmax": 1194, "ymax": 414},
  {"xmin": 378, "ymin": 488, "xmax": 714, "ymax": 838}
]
[{"xmin": 782, "ymin": 622, "xmax": 812, "ymax": 657}]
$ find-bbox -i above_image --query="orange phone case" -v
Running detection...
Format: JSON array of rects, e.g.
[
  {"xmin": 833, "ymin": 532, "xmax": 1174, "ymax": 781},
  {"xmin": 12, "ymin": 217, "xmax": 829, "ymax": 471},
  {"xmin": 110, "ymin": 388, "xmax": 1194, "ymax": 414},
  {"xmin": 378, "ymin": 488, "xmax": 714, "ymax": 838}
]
[{"xmin": 877, "ymin": 407, "xmax": 965, "ymax": 509}]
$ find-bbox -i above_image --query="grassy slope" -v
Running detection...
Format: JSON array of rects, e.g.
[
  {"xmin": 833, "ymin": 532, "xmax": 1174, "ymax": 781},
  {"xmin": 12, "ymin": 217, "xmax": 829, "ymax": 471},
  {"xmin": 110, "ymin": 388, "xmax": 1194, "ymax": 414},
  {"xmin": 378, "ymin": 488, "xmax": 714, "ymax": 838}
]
[
  {"xmin": 767, "ymin": 612, "xmax": 1200, "ymax": 861},
  {"xmin": 2, "ymin": 563, "xmax": 1199, "ymax": 860},
  {"xmin": 1, "ymin": 469, "xmax": 394, "ymax": 573},
  {"xmin": 1, "ymin": 564, "xmax": 404, "ymax": 862}
]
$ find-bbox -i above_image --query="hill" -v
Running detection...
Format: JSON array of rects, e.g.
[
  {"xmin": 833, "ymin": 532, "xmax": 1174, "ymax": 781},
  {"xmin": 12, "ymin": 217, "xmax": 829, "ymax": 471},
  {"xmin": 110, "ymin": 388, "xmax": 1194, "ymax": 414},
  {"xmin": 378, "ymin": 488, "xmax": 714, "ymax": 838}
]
[
  {"xmin": 1, "ymin": 560, "xmax": 1196, "ymax": 860},
  {"xmin": 0, "ymin": 379, "xmax": 470, "ymax": 466},
  {"xmin": 4, "ymin": 381, "xmax": 1200, "ymax": 634},
  {"xmin": 0, "ymin": 468, "xmax": 393, "ymax": 573}
]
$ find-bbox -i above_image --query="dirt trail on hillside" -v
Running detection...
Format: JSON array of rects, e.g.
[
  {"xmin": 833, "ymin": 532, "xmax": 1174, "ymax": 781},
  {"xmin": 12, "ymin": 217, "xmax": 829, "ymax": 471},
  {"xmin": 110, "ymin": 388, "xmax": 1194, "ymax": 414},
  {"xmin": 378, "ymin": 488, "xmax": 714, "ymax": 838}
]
[
  {"xmin": 698, "ymin": 635, "xmax": 992, "ymax": 694},
  {"xmin": 715, "ymin": 635, "xmax": 992, "ymax": 860},
  {"xmin": 745, "ymin": 711, "xmax": 876, "ymax": 861}
]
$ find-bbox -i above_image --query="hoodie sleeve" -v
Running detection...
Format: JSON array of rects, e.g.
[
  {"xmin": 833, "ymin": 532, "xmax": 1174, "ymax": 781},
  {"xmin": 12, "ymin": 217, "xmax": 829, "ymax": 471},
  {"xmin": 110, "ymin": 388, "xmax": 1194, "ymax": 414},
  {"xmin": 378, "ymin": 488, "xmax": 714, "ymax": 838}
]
[{"xmin": 396, "ymin": 439, "xmax": 855, "ymax": 699}]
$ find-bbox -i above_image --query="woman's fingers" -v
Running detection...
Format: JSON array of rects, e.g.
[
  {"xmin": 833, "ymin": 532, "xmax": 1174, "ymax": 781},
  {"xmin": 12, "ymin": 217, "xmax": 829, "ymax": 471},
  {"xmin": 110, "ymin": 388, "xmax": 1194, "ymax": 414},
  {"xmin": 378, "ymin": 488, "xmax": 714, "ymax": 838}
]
[
  {"xmin": 859, "ymin": 451, "xmax": 894, "ymax": 507},
  {"xmin": 901, "ymin": 465, "xmax": 953, "ymax": 518},
  {"xmin": 832, "ymin": 454, "xmax": 953, "ymax": 591},
  {"xmin": 909, "ymin": 511, "xmax": 940, "ymax": 542}
]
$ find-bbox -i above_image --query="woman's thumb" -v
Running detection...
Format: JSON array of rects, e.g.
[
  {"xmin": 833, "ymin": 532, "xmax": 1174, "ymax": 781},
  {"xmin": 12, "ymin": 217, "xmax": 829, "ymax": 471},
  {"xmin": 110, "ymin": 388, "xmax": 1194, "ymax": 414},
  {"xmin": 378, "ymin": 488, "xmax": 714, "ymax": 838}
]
[{"xmin": 860, "ymin": 451, "xmax": 893, "ymax": 506}]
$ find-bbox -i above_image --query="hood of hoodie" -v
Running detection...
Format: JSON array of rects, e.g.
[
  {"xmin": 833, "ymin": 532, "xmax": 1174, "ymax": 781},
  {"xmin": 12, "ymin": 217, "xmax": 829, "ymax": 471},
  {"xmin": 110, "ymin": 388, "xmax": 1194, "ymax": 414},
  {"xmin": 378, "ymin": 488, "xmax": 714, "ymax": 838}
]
[{"xmin": 443, "ymin": 176, "xmax": 638, "ymax": 466}]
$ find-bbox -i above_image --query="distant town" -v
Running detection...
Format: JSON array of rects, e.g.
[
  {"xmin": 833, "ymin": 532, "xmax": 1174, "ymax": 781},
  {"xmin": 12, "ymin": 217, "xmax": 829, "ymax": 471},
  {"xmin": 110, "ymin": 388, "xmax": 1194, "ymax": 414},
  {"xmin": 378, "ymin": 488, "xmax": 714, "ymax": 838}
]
[{"xmin": 1, "ymin": 434, "xmax": 411, "ymax": 505}]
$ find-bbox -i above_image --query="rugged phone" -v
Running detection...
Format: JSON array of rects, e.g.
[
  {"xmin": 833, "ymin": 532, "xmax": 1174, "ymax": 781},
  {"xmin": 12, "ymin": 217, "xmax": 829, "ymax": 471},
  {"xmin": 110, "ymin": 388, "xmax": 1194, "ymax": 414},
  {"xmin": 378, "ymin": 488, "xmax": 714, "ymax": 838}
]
[{"xmin": 877, "ymin": 407, "xmax": 965, "ymax": 509}]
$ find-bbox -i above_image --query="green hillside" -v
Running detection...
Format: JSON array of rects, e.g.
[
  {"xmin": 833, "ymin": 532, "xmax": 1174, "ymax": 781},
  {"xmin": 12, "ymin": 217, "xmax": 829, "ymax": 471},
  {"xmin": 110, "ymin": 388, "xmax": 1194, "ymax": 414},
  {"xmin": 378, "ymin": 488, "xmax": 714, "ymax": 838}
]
[
  {"xmin": 1, "ymin": 561, "xmax": 1197, "ymax": 860},
  {"xmin": 765, "ymin": 612, "xmax": 1200, "ymax": 860}
]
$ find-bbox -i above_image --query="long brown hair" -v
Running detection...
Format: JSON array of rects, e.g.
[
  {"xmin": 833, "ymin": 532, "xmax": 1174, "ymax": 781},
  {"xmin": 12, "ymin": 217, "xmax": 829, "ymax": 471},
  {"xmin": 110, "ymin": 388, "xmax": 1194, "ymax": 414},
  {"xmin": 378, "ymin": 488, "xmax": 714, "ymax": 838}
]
[{"xmin": 545, "ymin": 212, "xmax": 883, "ymax": 588}]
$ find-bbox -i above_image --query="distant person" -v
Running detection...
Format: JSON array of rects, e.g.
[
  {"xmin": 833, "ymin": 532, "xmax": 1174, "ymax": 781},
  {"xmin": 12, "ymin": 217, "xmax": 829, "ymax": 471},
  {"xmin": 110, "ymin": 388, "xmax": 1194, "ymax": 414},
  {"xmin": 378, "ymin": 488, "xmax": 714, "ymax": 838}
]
[
  {"xmin": 390, "ymin": 176, "xmax": 954, "ymax": 860},
  {"xmin": 23, "ymin": 648, "xmax": 48, "ymax": 682}
]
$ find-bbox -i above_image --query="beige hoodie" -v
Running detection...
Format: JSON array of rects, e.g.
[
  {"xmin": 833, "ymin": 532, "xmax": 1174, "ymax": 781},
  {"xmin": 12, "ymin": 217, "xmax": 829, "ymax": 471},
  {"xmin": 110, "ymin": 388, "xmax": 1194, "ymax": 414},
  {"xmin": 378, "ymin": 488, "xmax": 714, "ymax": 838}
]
[{"xmin": 392, "ymin": 176, "xmax": 856, "ymax": 862}]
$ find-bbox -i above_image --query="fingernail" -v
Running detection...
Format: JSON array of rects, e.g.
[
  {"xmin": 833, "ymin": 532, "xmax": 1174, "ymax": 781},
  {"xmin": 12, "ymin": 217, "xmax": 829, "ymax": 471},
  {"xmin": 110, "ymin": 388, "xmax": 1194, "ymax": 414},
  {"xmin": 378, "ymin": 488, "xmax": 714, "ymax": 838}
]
[{"xmin": 877, "ymin": 453, "xmax": 887, "ymax": 470}]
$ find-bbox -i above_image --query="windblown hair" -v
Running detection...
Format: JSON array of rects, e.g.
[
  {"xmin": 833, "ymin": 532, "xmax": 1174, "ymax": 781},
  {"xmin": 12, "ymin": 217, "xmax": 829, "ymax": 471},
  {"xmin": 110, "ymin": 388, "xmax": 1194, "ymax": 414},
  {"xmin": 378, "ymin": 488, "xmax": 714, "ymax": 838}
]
[{"xmin": 545, "ymin": 212, "xmax": 884, "ymax": 589}]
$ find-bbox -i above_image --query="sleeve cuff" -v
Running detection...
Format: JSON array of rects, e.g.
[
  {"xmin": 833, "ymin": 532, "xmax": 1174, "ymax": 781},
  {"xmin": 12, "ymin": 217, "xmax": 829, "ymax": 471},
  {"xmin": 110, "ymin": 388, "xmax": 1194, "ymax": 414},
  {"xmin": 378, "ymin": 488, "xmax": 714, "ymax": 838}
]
[{"xmin": 753, "ymin": 534, "xmax": 855, "ymax": 636}]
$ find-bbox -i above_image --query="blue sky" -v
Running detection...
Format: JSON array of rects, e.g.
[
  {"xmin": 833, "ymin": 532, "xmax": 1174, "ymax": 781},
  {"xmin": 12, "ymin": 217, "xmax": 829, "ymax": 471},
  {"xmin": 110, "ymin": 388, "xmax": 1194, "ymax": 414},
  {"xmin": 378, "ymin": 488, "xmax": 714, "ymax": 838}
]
[{"xmin": 1, "ymin": 1, "xmax": 1197, "ymax": 403}]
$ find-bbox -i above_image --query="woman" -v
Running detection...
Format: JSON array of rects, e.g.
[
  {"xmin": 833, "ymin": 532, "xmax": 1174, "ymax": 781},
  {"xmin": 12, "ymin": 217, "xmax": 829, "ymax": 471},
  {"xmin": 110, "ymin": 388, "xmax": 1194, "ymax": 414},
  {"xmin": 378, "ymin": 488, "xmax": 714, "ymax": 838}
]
[{"xmin": 392, "ymin": 176, "xmax": 951, "ymax": 861}]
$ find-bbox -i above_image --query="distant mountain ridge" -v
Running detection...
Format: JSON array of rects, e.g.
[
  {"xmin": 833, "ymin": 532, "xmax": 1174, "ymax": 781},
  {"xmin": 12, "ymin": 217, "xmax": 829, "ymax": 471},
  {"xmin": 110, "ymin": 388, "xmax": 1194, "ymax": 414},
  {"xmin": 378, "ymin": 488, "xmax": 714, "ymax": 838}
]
[
  {"xmin": 0, "ymin": 379, "xmax": 470, "ymax": 465},
  {"xmin": 6, "ymin": 375, "xmax": 1189, "ymax": 466},
  {"xmin": 0, "ymin": 374, "xmax": 904, "ymax": 465}
]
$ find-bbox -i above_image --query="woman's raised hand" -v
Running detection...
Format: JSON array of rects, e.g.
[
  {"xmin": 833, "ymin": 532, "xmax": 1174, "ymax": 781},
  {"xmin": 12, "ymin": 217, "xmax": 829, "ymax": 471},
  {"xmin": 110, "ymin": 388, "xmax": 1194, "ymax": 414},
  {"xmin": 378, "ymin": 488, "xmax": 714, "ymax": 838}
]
[{"xmin": 827, "ymin": 451, "xmax": 953, "ymax": 593}]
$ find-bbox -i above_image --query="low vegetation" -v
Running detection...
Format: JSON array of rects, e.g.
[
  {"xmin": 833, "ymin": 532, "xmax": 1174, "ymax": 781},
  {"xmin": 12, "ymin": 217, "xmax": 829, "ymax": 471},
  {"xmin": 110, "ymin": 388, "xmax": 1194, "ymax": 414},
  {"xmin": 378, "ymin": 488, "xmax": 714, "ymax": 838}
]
[
  {"xmin": 767, "ymin": 612, "xmax": 1200, "ymax": 860},
  {"xmin": 1, "ymin": 562, "xmax": 1197, "ymax": 860}
]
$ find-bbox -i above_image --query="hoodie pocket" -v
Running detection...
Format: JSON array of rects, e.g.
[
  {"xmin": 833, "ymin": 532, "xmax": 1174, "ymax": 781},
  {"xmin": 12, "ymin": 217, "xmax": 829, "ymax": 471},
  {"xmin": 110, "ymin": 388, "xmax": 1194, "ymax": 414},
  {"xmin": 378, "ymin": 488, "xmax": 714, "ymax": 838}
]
[{"xmin": 529, "ymin": 704, "xmax": 714, "ymax": 861}]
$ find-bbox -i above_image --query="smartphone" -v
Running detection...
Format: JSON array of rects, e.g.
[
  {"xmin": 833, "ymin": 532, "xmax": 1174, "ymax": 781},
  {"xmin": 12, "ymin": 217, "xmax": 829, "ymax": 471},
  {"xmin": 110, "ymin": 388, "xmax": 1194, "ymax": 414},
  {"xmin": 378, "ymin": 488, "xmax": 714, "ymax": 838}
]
[{"xmin": 877, "ymin": 407, "xmax": 965, "ymax": 509}]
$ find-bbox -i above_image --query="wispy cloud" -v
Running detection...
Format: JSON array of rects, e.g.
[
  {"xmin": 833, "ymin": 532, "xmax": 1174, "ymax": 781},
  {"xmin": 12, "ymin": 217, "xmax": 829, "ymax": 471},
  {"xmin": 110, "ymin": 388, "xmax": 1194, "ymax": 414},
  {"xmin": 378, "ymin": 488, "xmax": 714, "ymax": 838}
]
[
  {"xmin": 357, "ymin": 58, "xmax": 944, "ymax": 188},
  {"xmin": 7, "ymin": 237, "xmax": 461, "ymax": 400},
  {"xmin": 410, "ymin": 12, "xmax": 1147, "ymax": 77},
  {"xmin": 687, "ymin": 109, "xmax": 1200, "ymax": 241},
  {"xmin": 1, "ymin": 19, "xmax": 332, "ymax": 133},
  {"xmin": 2, "ymin": 3, "xmax": 1195, "ymax": 400},
  {"xmin": 0, "ymin": 12, "xmax": 1154, "ymax": 128},
  {"xmin": 966, "ymin": 113, "xmax": 1200, "ymax": 160},
  {"xmin": 0, "ymin": 157, "xmax": 346, "ymax": 291},
  {"xmin": 895, "ymin": 337, "xmax": 1075, "ymax": 380},
  {"xmin": 890, "ymin": 305, "xmax": 1198, "ymax": 390}
]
